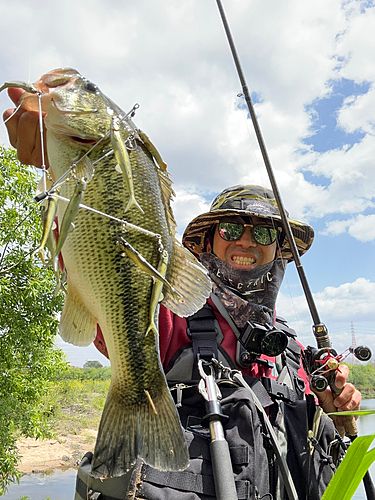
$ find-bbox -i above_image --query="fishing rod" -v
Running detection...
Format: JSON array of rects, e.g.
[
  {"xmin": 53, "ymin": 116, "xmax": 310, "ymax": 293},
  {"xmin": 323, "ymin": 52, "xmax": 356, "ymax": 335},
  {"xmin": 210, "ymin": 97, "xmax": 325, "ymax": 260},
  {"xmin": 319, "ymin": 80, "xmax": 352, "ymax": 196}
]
[{"xmin": 214, "ymin": 0, "xmax": 374, "ymax": 498}]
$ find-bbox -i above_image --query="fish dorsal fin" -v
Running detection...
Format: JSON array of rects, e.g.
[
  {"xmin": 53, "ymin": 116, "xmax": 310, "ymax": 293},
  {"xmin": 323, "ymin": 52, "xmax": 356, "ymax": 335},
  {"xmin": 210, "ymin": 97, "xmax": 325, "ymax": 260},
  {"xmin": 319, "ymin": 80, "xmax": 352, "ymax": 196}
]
[
  {"xmin": 137, "ymin": 129, "xmax": 176, "ymax": 234},
  {"xmin": 162, "ymin": 240, "xmax": 211, "ymax": 317},
  {"xmin": 157, "ymin": 168, "xmax": 177, "ymax": 235},
  {"xmin": 138, "ymin": 129, "xmax": 167, "ymax": 171}
]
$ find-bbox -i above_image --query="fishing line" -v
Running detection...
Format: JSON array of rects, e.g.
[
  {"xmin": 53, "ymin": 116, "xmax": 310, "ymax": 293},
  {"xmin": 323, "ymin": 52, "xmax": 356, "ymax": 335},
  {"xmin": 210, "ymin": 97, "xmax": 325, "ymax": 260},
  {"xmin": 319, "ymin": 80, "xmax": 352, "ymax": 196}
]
[
  {"xmin": 42, "ymin": 105, "xmax": 136, "ymax": 196},
  {"xmin": 44, "ymin": 135, "xmax": 110, "ymax": 196},
  {"xmin": 53, "ymin": 193, "xmax": 161, "ymax": 240},
  {"xmin": 3, "ymin": 103, "xmax": 22, "ymax": 125},
  {"xmin": 0, "ymin": 247, "xmax": 37, "ymax": 276},
  {"xmin": 271, "ymin": 217, "xmax": 306, "ymax": 326}
]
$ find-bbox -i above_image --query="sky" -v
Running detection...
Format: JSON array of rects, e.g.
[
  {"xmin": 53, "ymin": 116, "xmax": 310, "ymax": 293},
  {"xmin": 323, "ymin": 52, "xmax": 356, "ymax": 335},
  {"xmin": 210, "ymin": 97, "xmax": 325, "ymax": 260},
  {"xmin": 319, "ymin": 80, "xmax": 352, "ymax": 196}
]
[{"xmin": 0, "ymin": 0, "xmax": 374, "ymax": 366}]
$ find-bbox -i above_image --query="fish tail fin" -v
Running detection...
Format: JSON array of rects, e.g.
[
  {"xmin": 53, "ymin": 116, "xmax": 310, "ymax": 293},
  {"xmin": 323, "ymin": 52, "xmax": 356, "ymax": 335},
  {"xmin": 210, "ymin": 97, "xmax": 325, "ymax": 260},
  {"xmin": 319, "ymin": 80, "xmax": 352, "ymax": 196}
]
[{"xmin": 91, "ymin": 381, "xmax": 189, "ymax": 477}]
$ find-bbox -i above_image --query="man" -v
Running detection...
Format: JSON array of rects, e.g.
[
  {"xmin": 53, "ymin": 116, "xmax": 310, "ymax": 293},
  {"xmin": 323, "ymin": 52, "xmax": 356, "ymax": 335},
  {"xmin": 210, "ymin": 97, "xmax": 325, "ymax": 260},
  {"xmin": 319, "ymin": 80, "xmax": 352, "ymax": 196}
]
[{"xmin": 3, "ymin": 90, "xmax": 361, "ymax": 499}]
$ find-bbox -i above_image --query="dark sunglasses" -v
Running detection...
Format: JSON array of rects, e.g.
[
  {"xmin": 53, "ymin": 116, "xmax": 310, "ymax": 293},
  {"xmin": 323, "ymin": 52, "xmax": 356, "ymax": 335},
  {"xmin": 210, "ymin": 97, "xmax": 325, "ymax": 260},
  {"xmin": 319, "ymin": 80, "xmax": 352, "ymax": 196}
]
[{"xmin": 217, "ymin": 221, "xmax": 279, "ymax": 246}]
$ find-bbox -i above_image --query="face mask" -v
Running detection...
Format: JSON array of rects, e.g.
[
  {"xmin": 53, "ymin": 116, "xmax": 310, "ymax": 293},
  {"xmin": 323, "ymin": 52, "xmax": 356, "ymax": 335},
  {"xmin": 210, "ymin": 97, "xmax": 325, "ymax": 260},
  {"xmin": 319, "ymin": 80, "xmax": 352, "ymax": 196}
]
[{"xmin": 200, "ymin": 252, "xmax": 287, "ymax": 328}]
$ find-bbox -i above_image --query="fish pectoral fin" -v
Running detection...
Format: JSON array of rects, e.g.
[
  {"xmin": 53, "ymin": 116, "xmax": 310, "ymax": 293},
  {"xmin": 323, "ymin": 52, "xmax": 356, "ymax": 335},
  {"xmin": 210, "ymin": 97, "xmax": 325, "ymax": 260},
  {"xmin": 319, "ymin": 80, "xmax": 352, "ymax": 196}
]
[
  {"xmin": 73, "ymin": 156, "xmax": 95, "ymax": 182},
  {"xmin": 91, "ymin": 381, "xmax": 189, "ymax": 477},
  {"xmin": 161, "ymin": 240, "xmax": 212, "ymax": 317},
  {"xmin": 60, "ymin": 284, "xmax": 97, "ymax": 346}
]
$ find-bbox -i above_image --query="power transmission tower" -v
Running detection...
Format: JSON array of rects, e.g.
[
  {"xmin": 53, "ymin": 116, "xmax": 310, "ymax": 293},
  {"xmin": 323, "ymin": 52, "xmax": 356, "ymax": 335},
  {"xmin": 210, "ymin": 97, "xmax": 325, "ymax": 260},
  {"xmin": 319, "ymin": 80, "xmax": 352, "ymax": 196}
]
[{"xmin": 350, "ymin": 321, "xmax": 357, "ymax": 364}]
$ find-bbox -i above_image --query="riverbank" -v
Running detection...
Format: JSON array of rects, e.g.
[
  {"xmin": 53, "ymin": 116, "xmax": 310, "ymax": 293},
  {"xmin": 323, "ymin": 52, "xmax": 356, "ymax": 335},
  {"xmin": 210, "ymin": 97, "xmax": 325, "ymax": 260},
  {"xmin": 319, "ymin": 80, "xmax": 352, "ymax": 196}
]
[
  {"xmin": 16, "ymin": 367, "xmax": 110, "ymax": 475},
  {"xmin": 17, "ymin": 429, "xmax": 97, "ymax": 474},
  {"xmin": 14, "ymin": 364, "xmax": 375, "ymax": 475}
]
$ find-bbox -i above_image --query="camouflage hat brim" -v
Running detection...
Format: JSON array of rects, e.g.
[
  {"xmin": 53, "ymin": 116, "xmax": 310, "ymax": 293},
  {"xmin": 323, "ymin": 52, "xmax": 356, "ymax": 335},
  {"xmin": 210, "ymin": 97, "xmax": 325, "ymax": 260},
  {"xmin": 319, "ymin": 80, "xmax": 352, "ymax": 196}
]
[{"xmin": 182, "ymin": 205, "xmax": 314, "ymax": 262}]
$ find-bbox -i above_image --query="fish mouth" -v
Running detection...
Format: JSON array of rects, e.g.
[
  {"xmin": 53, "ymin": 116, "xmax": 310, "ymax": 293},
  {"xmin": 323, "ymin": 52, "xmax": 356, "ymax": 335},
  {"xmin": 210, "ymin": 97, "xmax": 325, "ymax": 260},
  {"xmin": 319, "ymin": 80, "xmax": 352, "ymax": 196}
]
[{"xmin": 46, "ymin": 98, "xmax": 102, "ymax": 145}]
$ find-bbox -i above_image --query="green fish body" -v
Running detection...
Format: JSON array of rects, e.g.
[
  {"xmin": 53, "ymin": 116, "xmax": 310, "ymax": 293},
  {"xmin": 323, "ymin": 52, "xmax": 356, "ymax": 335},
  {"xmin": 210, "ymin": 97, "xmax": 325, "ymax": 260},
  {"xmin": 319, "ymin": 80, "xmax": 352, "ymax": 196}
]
[{"xmin": 23, "ymin": 68, "xmax": 211, "ymax": 477}]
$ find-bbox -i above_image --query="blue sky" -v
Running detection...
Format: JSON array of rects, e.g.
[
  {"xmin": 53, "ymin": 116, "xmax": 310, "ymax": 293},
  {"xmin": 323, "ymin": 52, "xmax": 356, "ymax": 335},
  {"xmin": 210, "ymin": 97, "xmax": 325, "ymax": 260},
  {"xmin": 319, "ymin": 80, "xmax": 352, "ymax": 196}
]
[
  {"xmin": 304, "ymin": 78, "xmax": 369, "ymax": 153},
  {"xmin": 0, "ymin": 0, "xmax": 374, "ymax": 365}
]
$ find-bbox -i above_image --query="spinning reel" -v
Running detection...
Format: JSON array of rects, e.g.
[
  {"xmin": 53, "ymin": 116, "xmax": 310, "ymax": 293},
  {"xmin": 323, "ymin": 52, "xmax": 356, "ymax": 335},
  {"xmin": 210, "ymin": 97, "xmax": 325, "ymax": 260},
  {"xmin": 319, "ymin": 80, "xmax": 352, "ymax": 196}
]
[{"xmin": 303, "ymin": 324, "xmax": 372, "ymax": 392}]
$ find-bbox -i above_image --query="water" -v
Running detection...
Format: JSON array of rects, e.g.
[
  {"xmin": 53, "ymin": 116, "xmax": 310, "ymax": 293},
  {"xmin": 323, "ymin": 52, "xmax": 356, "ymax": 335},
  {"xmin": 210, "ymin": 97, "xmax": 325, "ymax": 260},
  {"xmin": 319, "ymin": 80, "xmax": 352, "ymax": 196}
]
[
  {"xmin": 1, "ymin": 469, "xmax": 76, "ymax": 500},
  {"xmin": 352, "ymin": 399, "xmax": 375, "ymax": 500},
  {"xmin": 2, "ymin": 401, "xmax": 374, "ymax": 499}
]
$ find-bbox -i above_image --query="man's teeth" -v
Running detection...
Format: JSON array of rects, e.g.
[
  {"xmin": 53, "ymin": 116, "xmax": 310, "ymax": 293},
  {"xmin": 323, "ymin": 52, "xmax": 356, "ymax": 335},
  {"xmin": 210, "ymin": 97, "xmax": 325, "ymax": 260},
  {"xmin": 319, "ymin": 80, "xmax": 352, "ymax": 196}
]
[{"xmin": 232, "ymin": 256, "xmax": 255, "ymax": 265}]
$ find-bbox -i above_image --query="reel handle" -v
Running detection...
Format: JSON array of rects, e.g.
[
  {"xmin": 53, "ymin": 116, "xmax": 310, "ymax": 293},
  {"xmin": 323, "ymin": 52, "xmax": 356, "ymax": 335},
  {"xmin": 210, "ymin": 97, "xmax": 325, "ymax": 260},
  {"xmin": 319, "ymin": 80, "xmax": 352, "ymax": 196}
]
[{"xmin": 326, "ymin": 370, "xmax": 358, "ymax": 437}]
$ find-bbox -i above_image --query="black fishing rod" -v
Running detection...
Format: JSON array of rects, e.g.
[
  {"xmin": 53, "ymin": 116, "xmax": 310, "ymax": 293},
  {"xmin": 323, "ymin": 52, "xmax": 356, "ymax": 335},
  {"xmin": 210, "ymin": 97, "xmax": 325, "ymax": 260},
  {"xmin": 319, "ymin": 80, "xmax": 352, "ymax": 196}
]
[
  {"xmin": 215, "ymin": 0, "xmax": 321, "ymax": 332},
  {"xmin": 214, "ymin": 1, "xmax": 375, "ymax": 498}
]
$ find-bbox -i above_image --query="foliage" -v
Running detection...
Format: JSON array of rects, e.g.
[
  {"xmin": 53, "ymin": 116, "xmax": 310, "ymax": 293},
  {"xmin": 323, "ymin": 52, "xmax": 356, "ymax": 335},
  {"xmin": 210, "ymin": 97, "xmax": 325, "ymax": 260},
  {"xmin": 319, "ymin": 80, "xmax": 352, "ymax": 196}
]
[
  {"xmin": 43, "ymin": 366, "xmax": 111, "ymax": 435},
  {"xmin": 0, "ymin": 147, "xmax": 66, "ymax": 494},
  {"xmin": 83, "ymin": 360, "xmax": 103, "ymax": 369},
  {"xmin": 322, "ymin": 434, "xmax": 375, "ymax": 500},
  {"xmin": 346, "ymin": 363, "xmax": 375, "ymax": 398},
  {"xmin": 45, "ymin": 373, "xmax": 110, "ymax": 435},
  {"xmin": 53, "ymin": 365, "xmax": 111, "ymax": 381}
]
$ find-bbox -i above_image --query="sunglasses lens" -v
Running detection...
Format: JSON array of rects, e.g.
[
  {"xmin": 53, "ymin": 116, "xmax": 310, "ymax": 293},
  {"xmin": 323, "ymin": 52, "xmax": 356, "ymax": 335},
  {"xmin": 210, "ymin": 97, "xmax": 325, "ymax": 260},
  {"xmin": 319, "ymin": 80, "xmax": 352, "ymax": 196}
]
[
  {"xmin": 253, "ymin": 226, "xmax": 278, "ymax": 245},
  {"xmin": 218, "ymin": 222, "xmax": 244, "ymax": 241}
]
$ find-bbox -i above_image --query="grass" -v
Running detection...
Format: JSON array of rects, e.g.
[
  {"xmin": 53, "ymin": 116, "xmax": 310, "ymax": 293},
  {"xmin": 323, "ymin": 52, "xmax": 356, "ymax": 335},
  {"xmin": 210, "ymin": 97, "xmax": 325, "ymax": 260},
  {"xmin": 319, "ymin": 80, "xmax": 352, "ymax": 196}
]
[{"xmin": 43, "ymin": 367, "xmax": 111, "ymax": 438}]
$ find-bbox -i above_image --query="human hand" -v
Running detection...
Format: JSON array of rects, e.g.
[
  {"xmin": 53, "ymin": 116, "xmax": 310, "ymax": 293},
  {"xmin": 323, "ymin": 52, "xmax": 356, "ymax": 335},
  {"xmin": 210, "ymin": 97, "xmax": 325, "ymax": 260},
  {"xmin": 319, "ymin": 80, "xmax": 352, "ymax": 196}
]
[
  {"xmin": 314, "ymin": 364, "xmax": 361, "ymax": 436},
  {"xmin": 3, "ymin": 87, "xmax": 48, "ymax": 168}
]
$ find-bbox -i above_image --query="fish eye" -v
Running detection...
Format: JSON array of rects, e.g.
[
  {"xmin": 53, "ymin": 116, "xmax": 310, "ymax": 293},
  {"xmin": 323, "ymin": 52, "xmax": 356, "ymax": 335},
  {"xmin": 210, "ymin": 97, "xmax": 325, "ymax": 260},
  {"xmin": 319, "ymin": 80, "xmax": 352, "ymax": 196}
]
[{"xmin": 84, "ymin": 81, "xmax": 98, "ymax": 93}]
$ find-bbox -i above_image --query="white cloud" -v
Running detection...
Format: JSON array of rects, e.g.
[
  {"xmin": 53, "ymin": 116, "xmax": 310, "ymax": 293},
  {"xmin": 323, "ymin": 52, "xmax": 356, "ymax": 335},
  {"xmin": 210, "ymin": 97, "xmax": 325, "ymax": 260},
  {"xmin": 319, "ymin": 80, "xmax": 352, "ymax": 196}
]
[
  {"xmin": 322, "ymin": 218, "xmax": 351, "ymax": 236},
  {"xmin": 280, "ymin": 277, "xmax": 375, "ymax": 321},
  {"xmin": 172, "ymin": 187, "xmax": 211, "ymax": 237},
  {"xmin": 279, "ymin": 278, "xmax": 375, "ymax": 328},
  {"xmin": 338, "ymin": 87, "xmax": 375, "ymax": 135},
  {"xmin": 0, "ymin": 0, "xmax": 360, "ymax": 211},
  {"xmin": 337, "ymin": 3, "xmax": 375, "ymax": 82},
  {"xmin": 323, "ymin": 214, "xmax": 375, "ymax": 241},
  {"xmin": 277, "ymin": 277, "xmax": 375, "ymax": 352},
  {"xmin": 300, "ymin": 134, "xmax": 375, "ymax": 217}
]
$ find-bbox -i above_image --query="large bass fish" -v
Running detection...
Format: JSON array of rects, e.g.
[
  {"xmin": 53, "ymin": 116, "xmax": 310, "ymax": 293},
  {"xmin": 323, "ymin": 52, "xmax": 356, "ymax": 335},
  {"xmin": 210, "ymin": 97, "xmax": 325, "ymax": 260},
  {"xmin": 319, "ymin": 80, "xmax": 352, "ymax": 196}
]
[{"xmin": 1, "ymin": 69, "xmax": 211, "ymax": 477}]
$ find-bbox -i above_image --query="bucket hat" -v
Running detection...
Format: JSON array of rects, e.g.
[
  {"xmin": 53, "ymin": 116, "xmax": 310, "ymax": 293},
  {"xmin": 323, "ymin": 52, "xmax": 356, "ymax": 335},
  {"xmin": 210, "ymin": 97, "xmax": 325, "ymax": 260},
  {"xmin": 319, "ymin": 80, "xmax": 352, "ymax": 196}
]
[{"xmin": 182, "ymin": 185, "xmax": 314, "ymax": 261}]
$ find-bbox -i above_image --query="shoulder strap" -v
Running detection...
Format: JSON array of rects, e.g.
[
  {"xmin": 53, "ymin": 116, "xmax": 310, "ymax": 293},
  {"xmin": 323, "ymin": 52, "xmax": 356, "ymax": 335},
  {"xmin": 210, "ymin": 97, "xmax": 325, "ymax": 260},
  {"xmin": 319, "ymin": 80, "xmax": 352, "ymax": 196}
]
[
  {"xmin": 186, "ymin": 302, "xmax": 224, "ymax": 380},
  {"xmin": 187, "ymin": 302, "xmax": 222, "ymax": 362}
]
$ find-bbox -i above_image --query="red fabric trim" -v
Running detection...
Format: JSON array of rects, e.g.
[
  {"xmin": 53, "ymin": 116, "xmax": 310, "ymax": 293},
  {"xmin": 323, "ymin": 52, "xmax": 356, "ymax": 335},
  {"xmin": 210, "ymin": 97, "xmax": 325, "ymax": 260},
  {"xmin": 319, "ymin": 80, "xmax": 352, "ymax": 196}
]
[{"xmin": 92, "ymin": 305, "xmax": 310, "ymax": 391}]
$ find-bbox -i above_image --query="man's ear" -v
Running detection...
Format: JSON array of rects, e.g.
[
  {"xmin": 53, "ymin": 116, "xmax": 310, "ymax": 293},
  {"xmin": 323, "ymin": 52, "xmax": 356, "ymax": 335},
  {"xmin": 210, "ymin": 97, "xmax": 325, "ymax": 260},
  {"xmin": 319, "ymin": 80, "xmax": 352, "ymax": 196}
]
[{"xmin": 206, "ymin": 240, "xmax": 212, "ymax": 253}]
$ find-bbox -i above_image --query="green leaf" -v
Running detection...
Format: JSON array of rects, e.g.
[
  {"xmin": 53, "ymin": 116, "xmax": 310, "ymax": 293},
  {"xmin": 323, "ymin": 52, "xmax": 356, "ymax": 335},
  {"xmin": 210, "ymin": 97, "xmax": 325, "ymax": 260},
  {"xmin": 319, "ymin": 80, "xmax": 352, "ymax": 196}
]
[
  {"xmin": 327, "ymin": 409, "xmax": 375, "ymax": 417},
  {"xmin": 0, "ymin": 146, "xmax": 67, "ymax": 493},
  {"xmin": 322, "ymin": 434, "xmax": 375, "ymax": 500}
]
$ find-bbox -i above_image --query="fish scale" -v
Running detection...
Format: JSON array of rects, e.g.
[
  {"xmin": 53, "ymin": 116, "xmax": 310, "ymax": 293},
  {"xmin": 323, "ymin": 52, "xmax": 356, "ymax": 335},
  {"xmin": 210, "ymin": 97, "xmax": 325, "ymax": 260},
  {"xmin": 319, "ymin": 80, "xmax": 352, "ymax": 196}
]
[{"xmin": 9, "ymin": 68, "xmax": 212, "ymax": 477}]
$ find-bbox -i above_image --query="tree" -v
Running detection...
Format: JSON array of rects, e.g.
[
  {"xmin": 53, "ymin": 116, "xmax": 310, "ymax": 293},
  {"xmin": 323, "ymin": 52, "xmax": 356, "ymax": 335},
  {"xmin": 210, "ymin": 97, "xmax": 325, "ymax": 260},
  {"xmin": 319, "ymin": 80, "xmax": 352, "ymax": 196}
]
[
  {"xmin": 83, "ymin": 360, "xmax": 103, "ymax": 369},
  {"xmin": 0, "ymin": 146, "xmax": 66, "ymax": 494}
]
